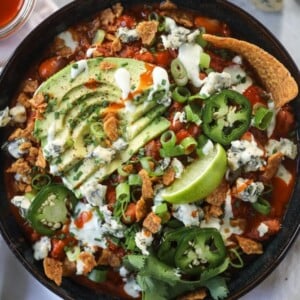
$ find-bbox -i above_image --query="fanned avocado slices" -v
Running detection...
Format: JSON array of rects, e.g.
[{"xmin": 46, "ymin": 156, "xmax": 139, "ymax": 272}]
[{"xmin": 34, "ymin": 57, "xmax": 170, "ymax": 195}]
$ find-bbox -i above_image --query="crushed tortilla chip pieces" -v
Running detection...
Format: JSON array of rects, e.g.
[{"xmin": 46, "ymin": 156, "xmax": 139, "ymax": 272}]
[{"xmin": 203, "ymin": 33, "xmax": 299, "ymax": 108}]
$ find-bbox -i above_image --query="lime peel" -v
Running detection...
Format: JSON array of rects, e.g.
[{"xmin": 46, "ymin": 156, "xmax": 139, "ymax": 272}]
[{"xmin": 162, "ymin": 144, "xmax": 227, "ymax": 204}]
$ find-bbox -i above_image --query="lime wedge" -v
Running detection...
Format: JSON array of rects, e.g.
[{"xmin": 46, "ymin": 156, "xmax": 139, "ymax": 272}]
[{"xmin": 162, "ymin": 144, "xmax": 227, "ymax": 204}]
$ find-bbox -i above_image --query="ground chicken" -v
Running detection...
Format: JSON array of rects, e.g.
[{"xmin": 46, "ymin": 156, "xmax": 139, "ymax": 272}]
[
  {"xmin": 235, "ymin": 235, "xmax": 263, "ymax": 255},
  {"xmin": 136, "ymin": 21, "xmax": 159, "ymax": 45},
  {"xmin": 206, "ymin": 180, "xmax": 229, "ymax": 206},
  {"xmin": 43, "ymin": 257, "xmax": 63, "ymax": 286},
  {"xmin": 143, "ymin": 212, "xmax": 162, "ymax": 234},
  {"xmin": 138, "ymin": 169, "xmax": 154, "ymax": 200}
]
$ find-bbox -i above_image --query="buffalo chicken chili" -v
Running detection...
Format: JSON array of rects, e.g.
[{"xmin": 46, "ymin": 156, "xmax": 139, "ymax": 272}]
[{"xmin": 1, "ymin": 1, "xmax": 298, "ymax": 299}]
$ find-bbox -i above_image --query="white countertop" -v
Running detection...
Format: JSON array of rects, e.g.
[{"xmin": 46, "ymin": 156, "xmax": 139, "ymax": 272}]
[{"xmin": 1, "ymin": 0, "xmax": 300, "ymax": 299}]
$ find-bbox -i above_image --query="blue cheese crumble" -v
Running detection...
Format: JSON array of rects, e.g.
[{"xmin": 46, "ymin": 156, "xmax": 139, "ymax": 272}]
[
  {"xmin": 266, "ymin": 138, "xmax": 297, "ymax": 159},
  {"xmin": 227, "ymin": 138, "xmax": 265, "ymax": 172},
  {"xmin": 235, "ymin": 178, "xmax": 264, "ymax": 203}
]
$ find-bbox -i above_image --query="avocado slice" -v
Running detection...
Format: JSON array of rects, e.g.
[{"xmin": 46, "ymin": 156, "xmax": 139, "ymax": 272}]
[{"xmin": 35, "ymin": 57, "xmax": 171, "ymax": 193}]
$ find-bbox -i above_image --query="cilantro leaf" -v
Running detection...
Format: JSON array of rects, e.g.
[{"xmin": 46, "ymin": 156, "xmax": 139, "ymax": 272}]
[
  {"xmin": 204, "ymin": 276, "xmax": 229, "ymax": 300},
  {"xmin": 123, "ymin": 255, "xmax": 146, "ymax": 271},
  {"xmin": 137, "ymin": 275, "xmax": 168, "ymax": 300},
  {"xmin": 122, "ymin": 254, "xmax": 230, "ymax": 300}
]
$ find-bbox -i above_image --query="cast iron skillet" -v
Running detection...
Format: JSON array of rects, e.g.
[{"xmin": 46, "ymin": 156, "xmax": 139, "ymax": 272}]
[{"xmin": 0, "ymin": 1, "xmax": 299, "ymax": 299}]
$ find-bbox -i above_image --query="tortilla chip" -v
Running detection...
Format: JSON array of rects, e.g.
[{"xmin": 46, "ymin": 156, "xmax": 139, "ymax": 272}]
[{"xmin": 203, "ymin": 34, "xmax": 299, "ymax": 108}]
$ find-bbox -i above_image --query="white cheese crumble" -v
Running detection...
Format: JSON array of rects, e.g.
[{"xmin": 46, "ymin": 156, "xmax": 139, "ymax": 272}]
[
  {"xmin": 80, "ymin": 180, "xmax": 107, "ymax": 207},
  {"xmin": 123, "ymin": 275, "xmax": 142, "ymax": 298},
  {"xmin": 161, "ymin": 17, "xmax": 199, "ymax": 49},
  {"xmin": 11, "ymin": 194, "xmax": 32, "ymax": 217},
  {"xmin": 70, "ymin": 59, "xmax": 88, "ymax": 80},
  {"xmin": 227, "ymin": 138, "xmax": 265, "ymax": 172},
  {"xmin": 223, "ymin": 64, "xmax": 246, "ymax": 85},
  {"xmin": 9, "ymin": 104, "xmax": 27, "ymax": 123},
  {"xmin": 171, "ymin": 158, "xmax": 184, "ymax": 178},
  {"xmin": 119, "ymin": 266, "xmax": 129, "ymax": 278},
  {"xmin": 33, "ymin": 237, "xmax": 51, "ymax": 260},
  {"xmin": 87, "ymin": 145, "xmax": 116, "ymax": 163},
  {"xmin": 76, "ymin": 256, "xmax": 86, "ymax": 275},
  {"xmin": 114, "ymin": 67, "xmax": 131, "ymax": 99},
  {"xmin": 265, "ymin": 138, "xmax": 297, "ymax": 160},
  {"xmin": 235, "ymin": 178, "xmax": 264, "ymax": 203},
  {"xmin": 0, "ymin": 107, "xmax": 11, "ymax": 127},
  {"xmin": 199, "ymin": 71, "xmax": 231, "ymax": 98},
  {"xmin": 43, "ymin": 124, "xmax": 69, "ymax": 159},
  {"xmin": 202, "ymin": 139, "xmax": 214, "ymax": 156},
  {"xmin": 135, "ymin": 229, "xmax": 153, "ymax": 255},
  {"xmin": 173, "ymin": 111, "xmax": 187, "ymax": 126},
  {"xmin": 257, "ymin": 222, "xmax": 269, "ymax": 237},
  {"xmin": 172, "ymin": 203, "xmax": 203, "ymax": 226},
  {"xmin": 117, "ymin": 27, "xmax": 139, "ymax": 43},
  {"xmin": 7, "ymin": 138, "xmax": 28, "ymax": 159},
  {"xmin": 223, "ymin": 64, "xmax": 252, "ymax": 94},
  {"xmin": 112, "ymin": 138, "xmax": 128, "ymax": 151},
  {"xmin": 70, "ymin": 203, "xmax": 125, "ymax": 249},
  {"xmin": 232, "ymin": 55, "xmax": 242, "ymax": 65}
]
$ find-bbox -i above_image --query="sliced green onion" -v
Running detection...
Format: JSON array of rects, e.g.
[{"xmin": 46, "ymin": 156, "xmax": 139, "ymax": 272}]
[
  {"xmin": 155, "ymin": 203, "xmax": 168, "ymax": 215},
  {"xmin": 93, "ymin": 29, "xmax": 106, "ymax": 44},
  {"xmin": 66, "ymin": 246, "xmax": 80, "ymax": 262},
  {"xmin": 140, "ymin": 156, "xmax": 164, "ymax": 177},
  {"xmin": 199, "ymin": 52, "xmax": 211, "ymax": 69},
  {"xmin": 188, "ymin": 93, "xmax": 206, "ymax": 101},
  {"xmin": 254, "ymin": 106, "xmax": 273, "ymax": 131},
  {"xmin": 196, "ymin": 134, "xmax": 209, "ymax": 157},
  {"xmin": 114, "ymin": 182, "xmax": 130, "ymax": 218},
  {"xmin": 118, "ymin": 165, "xmax": 131, "ymax": 177},
  {"xmin": 180, "ymin": 136, "xmax": 197, "ymax": 154},
  {"xmin": 154, "ymin": 203, "xmax": 169, "ymax": 223},
  {"xmin": 194, "ymin": 33, "xmax": 207, "ymax": 48},
  {"xmin": 171, "ymin": 58, "xmax": 188, "ymax": 86},
  {"xmin": 160, "ymin": 145, "xmax": 185, "ymax": 157},
  {"xmin": 229, "ymin": 248, "xmax": 244, "ymax": 269},
  {"xmin": 148, "ymin": 12, "xmax": 159, "ymax": 21},
  {"xmin": 140, "ymin": 156, "xmax": 154, "ymax": 173},
  {"xmin": 184, "ymin": 104, "xmax": 201, "ymax": 125},
  {"xmin": 160, "ymin": 130, "xmax": 176, "ymax": 148},
  {"xmin": 172, "ymin": 86, "xmax": 191, "ymax": 103},
  {"xmin": 90, "ymin": 122, "xmax": 105, "ymax": 142},
  {"xmin": 31, "ymin": 174, "xmax": 52, "ymax": 190},
  {"xmin": 158, "ymin": 16, "xmax": 166, "ymax": 32},
  {"xmin": 252, "ymin": 197, "xmax": 271, "ymax": 215},
  {"xmin": 128, "ymin": 174, "xmax": 142, "ymax": 186},
  {"xmin": 88, "ymin": 267, "xmax": 108, "ymax": 283}
]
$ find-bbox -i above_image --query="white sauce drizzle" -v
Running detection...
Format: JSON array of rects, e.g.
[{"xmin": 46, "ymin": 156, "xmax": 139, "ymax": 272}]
[
  {"xmin": 114, "ymin": 68, "xmax": 131, "ymax": 99},
  {"xmin": 57, "ymin": 31, "xmax": 78, "ymax": 52},
  {"xmin": 178, "ymin": 43, "xmax": 203, "ymax": 87},
  {"xmin": 70, "ymin": 60, "xmax": 88, "ymax": 80}
]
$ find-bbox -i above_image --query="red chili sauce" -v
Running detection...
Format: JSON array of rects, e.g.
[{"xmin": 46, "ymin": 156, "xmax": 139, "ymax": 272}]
[{"xmin": 0, "ymin": 0, "xmax": 24, "ymax": 28}]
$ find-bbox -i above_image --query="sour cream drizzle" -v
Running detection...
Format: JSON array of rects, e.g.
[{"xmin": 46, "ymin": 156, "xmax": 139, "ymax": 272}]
[
  {"xmin": 70, "ymin": 60, "xmax": 88, "ymax": 79},
  {"xmin": 114, "ymin": 68, "xmax": 131, "ymax": 99},
  {"xmin": 178, "ymin": 43, "xmax": 203, "ymax": 87}
]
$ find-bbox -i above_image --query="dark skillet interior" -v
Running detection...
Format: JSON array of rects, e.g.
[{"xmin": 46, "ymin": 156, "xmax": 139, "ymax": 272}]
[{"xmin": 0, "ymin": 0, "xmax": 300, "ymax": 299}]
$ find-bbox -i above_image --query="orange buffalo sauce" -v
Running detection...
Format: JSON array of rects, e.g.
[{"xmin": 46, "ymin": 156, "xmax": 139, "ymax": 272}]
[{"xmin": 0, "ymin": 0, "xmax": 24, "ymax": 28}]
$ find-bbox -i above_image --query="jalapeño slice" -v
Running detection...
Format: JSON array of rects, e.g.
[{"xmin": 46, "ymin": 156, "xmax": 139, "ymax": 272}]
[
  {"xmin": 202, "ymin": 89, "xmax": 251, "ymax": 145},
  {"xmin": 174, "ymin": 228, "xmax": 226, "ymax": 275},
  {"xmin": 27, "ymin": 184, "xmax": 78, "ymax": 235}
]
